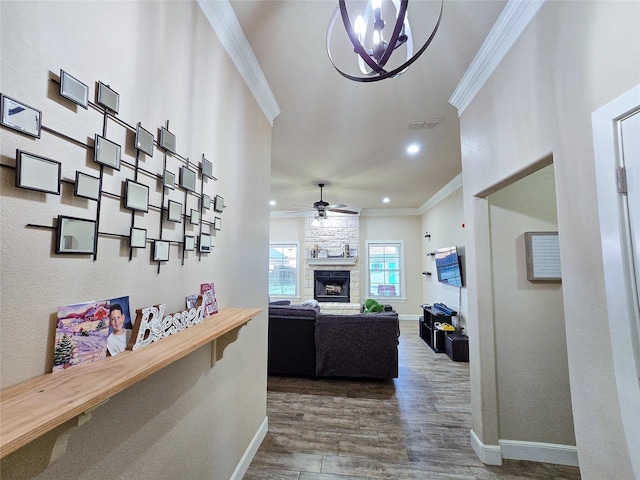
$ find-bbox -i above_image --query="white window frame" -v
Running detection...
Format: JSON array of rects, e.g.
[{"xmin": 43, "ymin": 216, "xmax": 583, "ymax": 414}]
[
  {"xmin": 365, "ymin": 240, "xmax": 406, "ymax": 301},
  {"xmin": 268, "ymin": 242, "xmax": 300, "ymax": 298}
]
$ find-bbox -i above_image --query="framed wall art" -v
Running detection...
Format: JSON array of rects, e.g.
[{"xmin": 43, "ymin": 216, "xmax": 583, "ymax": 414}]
[
  {"xmin": 130, "ymin": 227, "xmax": 147, "ymax": 248},
  {"xmin": 1, "ymin": 95, "xmax": 41, "ymax": 138},
  {"xmin": 154, "ymin": 240, "xmax": 170, "ymax": 261},
  {"xmin": 94, "ymin": 135, "xmax": 121, "ymax": 170},
  {"xmin": 214, "ymin": 217, "xmax": 222, "ymax": 231},
  {"xmin": 124, "ymin": 179, "xmax": 149, "ymax": 212},
  {"xmin": 56, "ymin": 216, "xmax": 97, "ymax": 254},
  {"xmin": 16, "ymin": 150, "xmax": 61, "ymax": 194},
  {"xmin": 163, "ymin": 170, "xmax": 175, "ymax": 189},
  {"xmin": 167, "ymin": 200, "xmax": 182, "ymax": 222},
  {"xmin": 135, "ymin": 123, "xmax": 154, "ymax": 157},
  {"xmin": 202, "ymin": 194, "xmax": 211, "ymax": 210},
  {"xmin": 199, "ymin": 233, "xmax": 211, "ymax": 253},
  {"xmin": 74, "ymin": 171, "xmax": 101, "ymax": 201},
  {"xmin": 184, "ymin": 235, "xmax": 195, "ymax": 251},
  {"xmin": 96, "ymin": 82, "xmax": 119, "ymax": 113},
  {"xmin": 160, "ymin": 126, "xmax": 176, "ymax": 153},
  {"xmin": 180, "ymin": 166, "xmax": 197, "ymax": 192},
  {"xmin": 60, "ymin": 70, "xmax": 88, "ymax": 108},
  {"xmin": 202, "ymin": 156, "xmax": 214, "ymax": 179},
  {"xmin": 525, "ymin": 232, "xmax": 561, "ymax": 282},
  {"xmin": 213, "ymin": 195, "xmax": 224, "ymax": 213}
]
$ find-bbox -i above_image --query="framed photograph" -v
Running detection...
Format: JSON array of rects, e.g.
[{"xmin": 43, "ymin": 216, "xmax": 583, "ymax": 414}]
[
  {"xmin": 60, "ymin": 70, "xmax": 88, "ymax": 108},
  {"xmin": 202, "ymin": 156, "xmax": 214, "ymax": 179},
  {"xmin": 1, "ymin": 95, "xmax": 41, "ymax": 138},
  {"xmin": 199, "ymin": 233, "xmax": 212, "ymax": 253},
  {"xmin": 160, "ymin": 126, "xmax": 176, "ymax": 153},
  {"xmin": 202, "ymin": 194, "xmax": 211, "ymax": 210},
  {"xmin": 180, "ymin": 166, "xmax": 197, "ymax": 192},
  {"xmin": 16, "ymin": 150, "xmax": 61, "ymax": 194},
  {"xmin": 190, "ymin": 209, "xmax": 200, "ymax": 225},
  {"xmin": 96, "ymin": 82, "xmax": 119, "ymax": 113},
  {"xmin": 167, "ymin": 200, "xmax": 182, "ymax": 222},
  {"xmin": 154, "ymin": 240, "xmax": 170, "ymax": 262},
  {"xmin": 214, "ymin": 216, "xmax": 222, "ymax": 231},
  {"xmin": 56, "ymin": 215, "xmax": 97, "ymax": 254},
  {"xmin": 130, "ymin": 227, "xmax": 147, "ymax": 248},
  {"xmin": 163, "ymin": 170, "xmax": 175, "ymax": 189},
  {"xmin": 106, "ymin": 296, "xmax": 133, "ymax": 356},
  {"xmin": 74, "ymin": 171, "xmax": 101, "ymax": 201},
  {"xmin": 213, "ymin": 195, "xmax": 224, "ymax": 213},
  {"xmin": 124, "ymin": 179, "xmax": 149, "ymax": 212},
  {"xmin": 94, "ymin": 134, "xmax": 121, "ymax": 170},
  {"xmin": 525, "ymin": 232, "xmax": 562, "ymax": 282},
  {"xmin": 135, "ymin": 123, "xmax": 154, "ymax": 157},
  {"xmin": 184, "ymin": 235, "xmax": 195, "ymax": 251}
]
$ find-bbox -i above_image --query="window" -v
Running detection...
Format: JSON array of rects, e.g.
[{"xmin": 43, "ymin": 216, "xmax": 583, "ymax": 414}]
[
  {"xmin": 366, "ymin": 241, "xmax": 404, "ymax": 299},
  {"xmin": 269, "ymin": 243, "xmax": 299, "ymax": 297}
]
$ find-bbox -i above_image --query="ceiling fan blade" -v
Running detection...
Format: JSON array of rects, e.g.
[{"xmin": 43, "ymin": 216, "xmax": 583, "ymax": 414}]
[
  {"xmin": 327, "ymin": 207, "xmax": 358, "ymax": 214},
  {"xmin": 326, "ymin": 203, "xmax": 347, "ymax": 209}
]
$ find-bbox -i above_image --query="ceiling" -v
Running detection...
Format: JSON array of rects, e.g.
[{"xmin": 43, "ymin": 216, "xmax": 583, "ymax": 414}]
[{"xmin": 229, "ymin": 0, "xmax": 507, "ymax": 214}]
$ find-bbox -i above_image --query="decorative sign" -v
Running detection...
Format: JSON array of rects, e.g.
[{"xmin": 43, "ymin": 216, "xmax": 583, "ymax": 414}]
[
  {"xmin": 525, "ymin": 232, "xmax": 561, "ymax": 282},
  {"xmin": 128, "ymin": 295, "xmax": 204, "ymax": 350}
]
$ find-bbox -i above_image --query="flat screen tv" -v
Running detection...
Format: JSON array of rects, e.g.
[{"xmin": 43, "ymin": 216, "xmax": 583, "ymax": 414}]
[{"xmin": 434, "ymin": 246, "xmax": 463, "ymax": 287}]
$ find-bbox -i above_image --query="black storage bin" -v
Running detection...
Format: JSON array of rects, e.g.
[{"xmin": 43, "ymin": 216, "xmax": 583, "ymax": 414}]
[{"xmin": 445, "ymin": 334, "xmax": 469, "ymax": 362}]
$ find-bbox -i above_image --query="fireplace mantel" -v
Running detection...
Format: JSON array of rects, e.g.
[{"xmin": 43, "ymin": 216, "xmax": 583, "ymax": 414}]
[{"xmin": 306, "ymin": 258, "xmax": 358, "ymax": 266}]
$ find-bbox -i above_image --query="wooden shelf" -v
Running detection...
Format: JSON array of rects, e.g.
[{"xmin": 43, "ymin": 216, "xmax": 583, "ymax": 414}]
[{"xmin": 0, "ymin": 307, "xmax": 262, "ymax": 458}]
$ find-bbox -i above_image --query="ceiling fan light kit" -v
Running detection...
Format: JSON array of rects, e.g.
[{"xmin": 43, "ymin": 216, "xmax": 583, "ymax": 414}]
[{"xmin": 326, "ymin": 0, "xmax": 443, "ymax": 82}]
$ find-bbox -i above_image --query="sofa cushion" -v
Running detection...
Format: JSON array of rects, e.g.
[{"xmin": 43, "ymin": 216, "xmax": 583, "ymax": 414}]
[{"xmin": 268, "ymin": 303, "xmax": 320, "ymax": 319}]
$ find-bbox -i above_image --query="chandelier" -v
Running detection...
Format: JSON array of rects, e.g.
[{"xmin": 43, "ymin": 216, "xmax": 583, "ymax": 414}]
[
  {"xmin": 326, "ymin": 0, "xmax": 443, "ymax": 82},
  {"xmin": 312, "ymin": 211, "xmax": 331, "ymax": 227}
]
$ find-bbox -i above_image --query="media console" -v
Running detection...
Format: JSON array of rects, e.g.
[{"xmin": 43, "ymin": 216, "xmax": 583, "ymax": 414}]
[{"xmin": 419, "ymin": 304, "xmax": 468, "ymax": 361}]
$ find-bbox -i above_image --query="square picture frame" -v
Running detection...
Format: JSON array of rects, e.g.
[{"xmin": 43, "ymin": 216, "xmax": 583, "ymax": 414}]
[
  {"xmin": 190, "ymin": 209, "xmax": 200, "ymax": 225},
  {"xmin": 202, "ymin": 156, "xmax": 214, "ymax": 179},
  {"xmin": 94, "ymin": 135, "xmax": 121, "ymax": 170},
  {"xmin": 184, "ymin": 235, "xmax": 195, "ymax": 252},
  {"xmin": 163, "ymin": 170, "xmax": 175, "ymax": 189},
  {"xmin": 74, "ymin": 171, "xmax": 101, "ymax": 201},
  {"xmin": 214, "ymin": 216, "xmax": 222, "ymax": 231},
  {"xmin": 202, "ymin": 194, "xmax": 211, "ymax": 210},
  {"xmin": 124, "ymin": 179, "xmax": 149, "ymax": 212},
  {"xmin": 154, "ymin": 240, "xmax": 170, "ymax": 262},
  {"xmin": 167, "ymin": 200, "xmax": 182, "ymax": 222},
  {"xmin": 213, "ymin": 195, "xmax": 224, "ymax": 213},
  {"xmin": 135, "ymin": 123, "xmax": 154, "ymax": 157},
  {"xmin": 180, "ymin": 166, "xmax": 197, "ymax": 192},
  {"xmin": 96, "ymin": 81, "xmax": 119, "ymax": 113},
  {"xmin": 199, "ymin": 233, "xmax": 212, "ymax": 253},
  {"xmin": 56, "ymin": 215, "xmax": 97, "ymax": 254},
  {"xmin": 1, "ymin": 95, "xmax": 41, "ymax": 138},
  {"xmin": 160, "ymin": 126, "xmax": 176, "ymax": 153},
  {"xmin": 60, "ymin": 70, "xmax": 88, "ymax": 108},
  {"xmin": 130, "ymin": 227, "xmax": 147, "ymax": 248},
  {"xmin": 16, "ymin": 150, "xmax": 61, "ymax": 195},
  {"xmin": 525, "ymin": 232, "xmax": 562, "ymax": 282}
]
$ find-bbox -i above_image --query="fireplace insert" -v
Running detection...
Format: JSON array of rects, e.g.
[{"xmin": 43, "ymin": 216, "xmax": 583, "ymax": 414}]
[{"xmin": 314, "ymin": 270, "xmax": 350, "ymax": 303}]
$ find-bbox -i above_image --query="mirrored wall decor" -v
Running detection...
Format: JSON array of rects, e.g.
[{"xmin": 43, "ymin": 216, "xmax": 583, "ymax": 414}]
[
  {"xmin": 160, "ymin": 127, "xmax": 176, "ymax": 153},
  {"xmin": 94, "ymin": 135, "xmax": 121, "ymax": 170},
  {"xmin": 214, "ymin": 217, "xmax": 222, "ymax": 231},
  {"xmin": 96, "ymin": 82, "xmax": 119, "ymax": 113},
  {"xmin": 184, "ymin": 235, "xmax": 195, "ymax": 251},
  {"xmin": 213, "ymin": 195, "xmax": 224, "ymax": 213},
  {"xmin": 202, "ymin": 194, "xmax": 211, "ymax": 210},
  {"xmin": 167, "ymin": 200, "xmax": 182, "ymax": 222},
  {"xmin": 190, "ymin": 209, "xmax": 200, "ymax": 225},
  {"xmin": 154, "ymin": 240, "xmax": 170, "ymax": 261},
  {"xmin": 130, "ymin": 227, "xmax": 147, "ymax": 248},
  {"xmin": 199, "ymin": 233, "xmax": 211, "ymax": 253},
  {"xmin": 56, "ymin": 215, "xmax": 97, "ymax": 254},
  {"xmin": 60, "ymin": 70, "xmax": 88, "ymax": 108},
  {"xmin": 180, "ymin": 166, "xmax": 197, "ymax": 192},
  {"xmin": 16, "ymin": 150, "xmax": 61, "ymax": 194},
  {"xmin": 135, "ymin": 123, "xmax": 154, "ymax": 157},
  {"xmin": 74, "ymin": 171, "xmax": 101, "ymax": 200},
  {"xmin": 202, "ymin": 156, "xmax": 214, "ymax": 179},
  {"xmin": 163, "ymin": 170, "xmax": 175, "ymax": 189},
  {"xmin": 124, "ymin": 179, "xmax": 149, "ymax": 212},
  {"xmin": 1, "ymin": 95, "xmax": 42, "ymax": 138}
]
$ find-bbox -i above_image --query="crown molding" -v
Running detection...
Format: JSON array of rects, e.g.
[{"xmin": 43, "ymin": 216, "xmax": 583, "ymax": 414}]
[
  {"xmin": 449, "ymin": 0, "xmax": 545, "ymax": 116},
  {"xmin": 418, "ymin": 173, "xmax": 463, "ymax": 214},
  {"xmin": 197, "ymin": 0, "xmax": 281, "ymax": 125}
]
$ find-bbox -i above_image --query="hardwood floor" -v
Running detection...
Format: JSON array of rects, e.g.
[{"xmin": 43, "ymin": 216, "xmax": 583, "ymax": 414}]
[{"xmin": 245, "ymin": 320, "xmax": 581, "ymax": 479}]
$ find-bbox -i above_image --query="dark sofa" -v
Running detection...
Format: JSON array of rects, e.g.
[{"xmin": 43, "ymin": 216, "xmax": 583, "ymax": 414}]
[{"xmin": 268, "ymin": 302, "xmax": 400, "ymax": 379}]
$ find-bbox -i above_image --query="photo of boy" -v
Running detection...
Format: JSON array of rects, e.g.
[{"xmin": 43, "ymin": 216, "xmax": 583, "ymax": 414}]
[{"xmin": 106, "ymin": 296, "xmax": 132, "ymax": 356}]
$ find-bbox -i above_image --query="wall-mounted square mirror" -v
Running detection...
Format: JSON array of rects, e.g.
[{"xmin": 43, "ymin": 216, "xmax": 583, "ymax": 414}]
[
  {"xmin": 202, "ymin": 156, "xmax": 214, "ymax": 179},
  {"xmin": 56, "ymin": 215, "xmax": 97, "ymax": 254},
  {"xmin": 16, "ymin": 150, "xmax": 61, "ymax": 195},
  {"xmin": 199, "ymin": 233, "xmax": 211, "ymax": 253},
  {"xmin": 214, "ymin": 217, "xmax": 222, "ymax": 231},
  {"xmin": 154, "ymin": 240, "xmax": 170, "ymax": 261},
  {"xmin": 74, "ymin": 171, "xmax": 100, "ymax": 201},
  {"xmin": 94, "ymin": 135, "xmax": 121, "ymax": 170},
  {"xmin": 184, "ymin": 235, "xmax": 195, "ymax": 251},
  {"xmin": 214, "ymin": 195, "xmax": 224, "ymax": 213},
  {"xmin": 167, "ymin": 200, "xmax": 182, "ymax": 222},
  {"xmin": 130, "ymin": 227, "xmax": 147, "ymax": 248},
  {"xmin": 163, "ymin": 170, "xmax": 175, "ymax": 189},
  {"xmin": 60, "ymin": 70, "xmax": 88, "ymax": 108},
  {"xmin": 124, "ymin": 179, "xmax": 149, "ymax": 212},
  {"xmin": 190, "ymin": 209, "xmax": 200, "ymax": 225},
  {"xmin": 97, "ymin": 82, "xmax": 119, "ymax": 113},
  {"xmin": 180, "ymin": 166, "xmax": 197, "ymax": 192},
  {"xmin": 1, "ymin": 95, "xmax": 41, "ymax": 138},
  {"xmin": 202, "ymin": 194, "xmax": 211, "ymax": 210},
  {"xmin": 160, "ymin": 127, "xmax": 176, "ymax": 153},
  {"xmin": 135, "ymin": 123, "xmax": 154, "ymax": 156}
]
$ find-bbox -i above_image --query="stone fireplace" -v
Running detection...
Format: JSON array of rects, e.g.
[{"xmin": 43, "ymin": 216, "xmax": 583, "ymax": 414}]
[{"xmin": 314, "ymin": 270, "xmax": 350, "ymax": 303}]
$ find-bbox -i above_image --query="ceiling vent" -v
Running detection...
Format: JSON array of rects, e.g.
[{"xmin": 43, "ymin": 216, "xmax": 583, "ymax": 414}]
[{"xmin": 408, "ymin": 119, "xmax": 442, "ymax": 130}]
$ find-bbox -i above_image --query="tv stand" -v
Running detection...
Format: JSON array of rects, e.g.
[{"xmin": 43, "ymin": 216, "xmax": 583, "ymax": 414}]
[{"xmin": 419, "ymin": 306, "xmax": 452, "ymax": 353}]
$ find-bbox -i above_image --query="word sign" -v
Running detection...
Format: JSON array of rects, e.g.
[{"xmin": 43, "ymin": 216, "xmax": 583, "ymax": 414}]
[{"xmin": 128, "ymin": 296, "xmax": 204, "ymax": 351}]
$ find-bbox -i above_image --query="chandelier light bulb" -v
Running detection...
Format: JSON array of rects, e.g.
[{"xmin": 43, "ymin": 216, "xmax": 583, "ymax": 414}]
[{"xmin": 371, "ymin": 0, "xmax": 382, "ymax": 10}]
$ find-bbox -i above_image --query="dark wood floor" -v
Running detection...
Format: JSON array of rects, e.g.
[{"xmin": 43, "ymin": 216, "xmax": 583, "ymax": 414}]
[{"xmin": 245, "ymin": 321, "xmax": 581, "ymax": 479}]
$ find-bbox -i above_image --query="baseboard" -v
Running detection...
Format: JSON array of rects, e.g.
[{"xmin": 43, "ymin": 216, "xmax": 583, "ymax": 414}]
[
  {"xmin": 470, "ymin": 429, "xmax": 579, "ymax": 467},
  {"xmin": 229, "ymin": 416, "xmax": 268, "ymax": 480}
]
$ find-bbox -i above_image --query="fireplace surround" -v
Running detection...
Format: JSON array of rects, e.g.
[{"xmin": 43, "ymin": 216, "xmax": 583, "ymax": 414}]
[{"xmin": 314, "ymin": 270, "xmax": 350, "ymax": 303}]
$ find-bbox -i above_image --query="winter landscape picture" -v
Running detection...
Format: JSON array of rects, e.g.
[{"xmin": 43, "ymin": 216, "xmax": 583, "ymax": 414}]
[{"xmin": 53, "ymin": 300, "xmax": 110, "ymax": 372}]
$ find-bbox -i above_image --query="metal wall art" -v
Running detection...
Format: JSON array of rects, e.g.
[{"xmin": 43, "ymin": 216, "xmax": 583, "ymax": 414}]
[
  {"xmin": 16, "ymin": 151, "xmax": 61, "ymax": 194},
  {"xmin": 1, "ymin": 95, "xmax": 41, "ymax": 138},
  {"xmin": 96, "ymin": 82, "xmax": 119, "ymax": 113},
  {"xmin": 74, "ymin": 172, "xmax": 101, "ymax": 201},
  {"xmin": 60, "ymin": 70, "xmax": 88, "ymax": 108},
  {"xmin": 56, "ymin": 216, "xmax": 97, "ymax": 254}
]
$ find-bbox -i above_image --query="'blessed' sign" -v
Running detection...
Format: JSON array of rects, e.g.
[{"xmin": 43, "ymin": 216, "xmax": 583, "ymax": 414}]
[{"xmin": 127, "ymin": 295, "xmax": 205, "ymax": 350}]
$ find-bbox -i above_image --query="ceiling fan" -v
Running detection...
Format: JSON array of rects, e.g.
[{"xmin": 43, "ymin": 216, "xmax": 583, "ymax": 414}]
[{"xmin": 293, "ymin": 183, "xmax": 359, "ymax": 216}]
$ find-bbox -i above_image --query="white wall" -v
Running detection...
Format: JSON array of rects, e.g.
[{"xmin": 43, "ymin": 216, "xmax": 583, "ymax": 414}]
[
  {"xmin": 460, "ymin": 1, "xmax": 639, "ymax": 477},
  {"xmin": 0, "ymin": 2, "xmax": 271, "ymax": 478}
]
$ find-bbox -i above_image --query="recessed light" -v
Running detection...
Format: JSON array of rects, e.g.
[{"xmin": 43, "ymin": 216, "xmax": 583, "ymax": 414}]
[
  {"xmin": 269, "ymin": 200, "xmax": 276, "ymax": 206},
  {"xmin": 383, "ymin": 197, "xmax": 390, "ymax": 204},
  {"xmin": 407, "ymin": 144, "xmax": 420, "ymax": 155}
]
